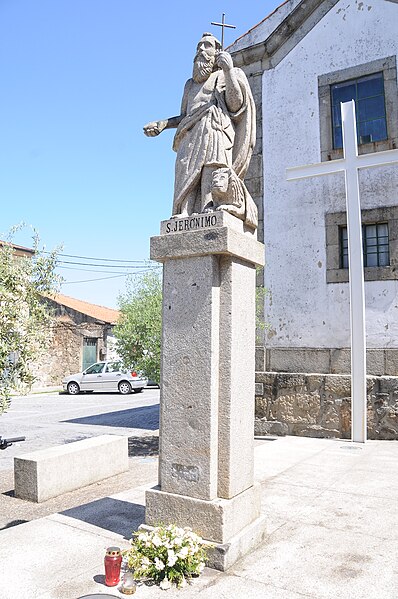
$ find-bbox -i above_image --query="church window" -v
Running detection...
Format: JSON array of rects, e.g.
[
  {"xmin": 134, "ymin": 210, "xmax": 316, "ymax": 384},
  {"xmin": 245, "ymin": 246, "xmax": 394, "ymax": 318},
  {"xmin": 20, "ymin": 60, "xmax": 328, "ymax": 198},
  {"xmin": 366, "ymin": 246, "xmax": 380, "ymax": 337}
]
[
  {"xmin": 318, "ymin": 56, "xmax": 398, "ymax": 162},
  {"xmin": 331, "ymin": 73, "xmax": 387, "ymax": 149},
  {"xmin": 339, "ymin": 223, "xmax": 390, "ymax": 269},
  {"xmin": 326, "ymin": 207, "xmax": 398, "ymax": 283},
  {"xmin": 363, "ymin": 223, "xmax": 390, "ymax": 267}
]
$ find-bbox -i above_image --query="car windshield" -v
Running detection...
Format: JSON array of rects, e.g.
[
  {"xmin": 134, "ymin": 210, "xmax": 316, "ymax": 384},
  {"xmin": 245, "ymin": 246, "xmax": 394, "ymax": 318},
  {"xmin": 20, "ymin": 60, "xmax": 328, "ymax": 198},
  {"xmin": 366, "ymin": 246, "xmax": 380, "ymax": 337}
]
[{"xmin": 84, "ymin": 362, "xmax": 105, "ymax": 374}]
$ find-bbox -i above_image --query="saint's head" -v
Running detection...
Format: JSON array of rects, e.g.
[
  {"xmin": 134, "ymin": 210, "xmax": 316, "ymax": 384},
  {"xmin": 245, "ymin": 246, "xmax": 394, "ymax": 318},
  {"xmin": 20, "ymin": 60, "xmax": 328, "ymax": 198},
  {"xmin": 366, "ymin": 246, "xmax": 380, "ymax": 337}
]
[{"xmin": 193, "ymin": 33, "xmax": 221, "ymax": 83}]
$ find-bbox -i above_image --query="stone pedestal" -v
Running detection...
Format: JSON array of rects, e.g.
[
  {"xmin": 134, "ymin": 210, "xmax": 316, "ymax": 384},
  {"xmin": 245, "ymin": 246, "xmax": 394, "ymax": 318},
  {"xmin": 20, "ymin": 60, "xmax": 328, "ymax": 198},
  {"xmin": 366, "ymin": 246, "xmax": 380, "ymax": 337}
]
[{"xmin": 147, "ymin": 211, "xmax": 266, "ymax": 570}]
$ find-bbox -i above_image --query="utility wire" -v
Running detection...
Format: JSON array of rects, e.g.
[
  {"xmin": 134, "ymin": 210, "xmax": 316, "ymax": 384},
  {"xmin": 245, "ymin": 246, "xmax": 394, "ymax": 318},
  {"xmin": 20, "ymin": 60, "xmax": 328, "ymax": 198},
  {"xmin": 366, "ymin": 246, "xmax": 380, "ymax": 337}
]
[
  {"xmin": 45, "ymin": 250, "xmax": 152, "ymax": 263},
  {"xmin": 58, "ymin": 265, "xmax": 161, "ymax": 275},
  {"xmin": 61, "ymin": 268, "xmax": 159, "ymax": 285},
  {"xmin": 62, "ymin": 274, "xmax": 129, "ymax": 284},
  {"xmin": 57, "ymin": 259, "xmax": 157, "ymax": 269},
  {"xmin": 58, "ymin": 266, "xmax": 134, "ymax": 275}
]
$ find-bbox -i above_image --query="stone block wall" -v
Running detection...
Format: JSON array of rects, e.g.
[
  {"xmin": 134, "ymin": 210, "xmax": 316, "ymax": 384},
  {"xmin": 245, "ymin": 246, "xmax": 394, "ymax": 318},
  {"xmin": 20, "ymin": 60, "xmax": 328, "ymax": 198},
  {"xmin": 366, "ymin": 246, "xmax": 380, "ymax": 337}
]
[
  {"xmin": 255, "ymin": 346, "xmax": 398, "ymax": 376},
  {"xmin": 32, "ymin": 318, "xmax": 109, "ymax": 389},
  {"xmin": 255, "ymin": 371, "xmax": 398, "ymax": 440}
]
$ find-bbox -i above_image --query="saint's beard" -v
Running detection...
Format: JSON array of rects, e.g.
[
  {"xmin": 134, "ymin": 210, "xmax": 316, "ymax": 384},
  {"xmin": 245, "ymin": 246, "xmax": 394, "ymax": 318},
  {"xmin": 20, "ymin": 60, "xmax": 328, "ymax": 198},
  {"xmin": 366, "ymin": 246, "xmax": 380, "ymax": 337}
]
[{"xmin": 193, "ymin": 53, "xmax": 215, "ymax": 83}]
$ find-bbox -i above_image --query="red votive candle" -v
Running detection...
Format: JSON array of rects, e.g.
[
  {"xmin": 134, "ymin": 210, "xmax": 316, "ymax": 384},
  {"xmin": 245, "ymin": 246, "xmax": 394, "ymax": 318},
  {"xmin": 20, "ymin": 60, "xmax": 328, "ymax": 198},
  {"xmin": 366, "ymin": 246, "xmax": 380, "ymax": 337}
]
[{"xmin": 104, "ymin": 546, "xmax": 122, "ymax": 587}]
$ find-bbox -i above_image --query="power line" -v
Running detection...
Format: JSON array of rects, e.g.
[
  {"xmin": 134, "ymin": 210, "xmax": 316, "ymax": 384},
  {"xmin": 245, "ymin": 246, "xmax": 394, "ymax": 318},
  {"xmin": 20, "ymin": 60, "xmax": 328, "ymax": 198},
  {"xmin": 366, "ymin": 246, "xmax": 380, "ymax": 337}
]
[
  {"xmin": 57, "ymin": 259, "xmax": 156, "ymax": 269},
  {"xmin": 45, "ymin": 250, "xmax": 152, "ymax": 264},
  {"xmin": 58, "ymin": 265, "xmax": 161, "ymax": 275},
  {"xmin": 58, "ymin": 266, "xmax": 133, "ymax": 275},
  {"xmin": 61, "ymin": 268, "xmax": 160, "ymax": 285},
  {"xmin": 62, "ymin": 274, "xmax": 128, "ymax": 284}
]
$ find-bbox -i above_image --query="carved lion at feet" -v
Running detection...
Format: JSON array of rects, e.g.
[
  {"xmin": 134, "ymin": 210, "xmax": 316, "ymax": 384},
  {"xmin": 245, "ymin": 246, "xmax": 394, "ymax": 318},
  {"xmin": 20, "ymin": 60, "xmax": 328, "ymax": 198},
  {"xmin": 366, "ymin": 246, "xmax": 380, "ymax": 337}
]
[{"xmin": 208, "ymin": 167, "xmax": 258, "ymax": 230}]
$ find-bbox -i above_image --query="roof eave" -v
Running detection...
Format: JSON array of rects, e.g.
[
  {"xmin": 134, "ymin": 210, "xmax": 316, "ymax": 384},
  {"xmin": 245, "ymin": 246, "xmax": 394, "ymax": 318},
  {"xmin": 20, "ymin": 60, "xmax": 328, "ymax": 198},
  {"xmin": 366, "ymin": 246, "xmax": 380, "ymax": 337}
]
[{"xmin": 230, "ymin": 0, "xmax": 339, "ymax": 68}]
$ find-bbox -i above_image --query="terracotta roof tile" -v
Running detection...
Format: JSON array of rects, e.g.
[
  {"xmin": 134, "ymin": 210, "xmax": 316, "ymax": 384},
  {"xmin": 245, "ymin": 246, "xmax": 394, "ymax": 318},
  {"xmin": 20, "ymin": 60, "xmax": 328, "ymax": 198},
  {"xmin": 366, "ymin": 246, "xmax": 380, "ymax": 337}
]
[
  {"xmin": 0, "ymin": 240, "xmax": 35, "ymax": 256},
  {"xmin": 48, "ymin": 293, "xmax": 120, "ymax": 324}
]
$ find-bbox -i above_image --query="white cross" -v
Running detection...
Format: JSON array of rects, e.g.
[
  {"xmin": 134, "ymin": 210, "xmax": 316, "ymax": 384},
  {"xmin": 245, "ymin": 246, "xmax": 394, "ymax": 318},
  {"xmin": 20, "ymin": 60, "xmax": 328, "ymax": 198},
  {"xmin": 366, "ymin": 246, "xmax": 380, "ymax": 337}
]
[{"xmin": 286, "ymin": 100, "xmax": 398, "ymax": 443}]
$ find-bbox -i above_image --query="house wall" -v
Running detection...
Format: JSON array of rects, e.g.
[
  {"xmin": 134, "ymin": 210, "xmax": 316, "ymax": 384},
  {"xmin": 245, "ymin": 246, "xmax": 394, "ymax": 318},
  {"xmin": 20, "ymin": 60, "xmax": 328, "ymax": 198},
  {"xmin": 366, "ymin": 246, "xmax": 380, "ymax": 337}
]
[
  {"xmin": 32, "ymin": 301, "xmax": 113, "ymax": 389},
  {"xmin": 260, "ymin": 0, "xmax": 398, "ymax": 363}
]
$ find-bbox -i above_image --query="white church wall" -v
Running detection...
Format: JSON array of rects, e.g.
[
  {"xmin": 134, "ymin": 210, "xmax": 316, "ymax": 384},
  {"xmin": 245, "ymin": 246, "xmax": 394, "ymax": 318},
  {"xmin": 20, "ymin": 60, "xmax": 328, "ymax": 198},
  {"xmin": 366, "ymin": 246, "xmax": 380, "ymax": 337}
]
[{"xmin": 262, "ymin": 0, "xmax": 398, "ymax": 351}]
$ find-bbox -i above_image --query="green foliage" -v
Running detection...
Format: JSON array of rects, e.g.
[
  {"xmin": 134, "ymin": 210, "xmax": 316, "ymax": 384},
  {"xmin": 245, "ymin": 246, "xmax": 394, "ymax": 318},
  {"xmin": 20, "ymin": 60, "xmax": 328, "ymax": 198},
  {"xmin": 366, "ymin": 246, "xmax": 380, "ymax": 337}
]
[
  {"xmin": 0, "ymin": 227, "xmax": 61, "ymax": 413},
  {"xmin": 123, "ymin": 524, "xmax": 209, "ymax": 589},
  {"xmin": 114, "ymin": 269, "xmax": 162, "ymax": 383},
  {"xmin": 255, "ymin": 266, "xmax": 269, "ymax": 344}
]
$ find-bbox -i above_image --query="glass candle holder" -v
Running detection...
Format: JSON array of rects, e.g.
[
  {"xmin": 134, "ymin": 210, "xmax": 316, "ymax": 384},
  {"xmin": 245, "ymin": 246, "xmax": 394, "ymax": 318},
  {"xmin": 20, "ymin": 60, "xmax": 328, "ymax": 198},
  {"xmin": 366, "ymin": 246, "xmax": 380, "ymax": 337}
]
[{"xmin": 120, "ymin": 571, "xmax": 137, "ymax": 595}]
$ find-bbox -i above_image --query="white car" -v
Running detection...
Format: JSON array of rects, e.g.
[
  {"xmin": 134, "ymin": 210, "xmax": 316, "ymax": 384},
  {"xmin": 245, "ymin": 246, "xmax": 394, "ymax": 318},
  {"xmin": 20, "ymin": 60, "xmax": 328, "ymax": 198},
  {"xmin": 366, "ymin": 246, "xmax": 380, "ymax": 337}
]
[{"xmin": 62, "ymin": 361, "xmax": 148, "ymax": 395}]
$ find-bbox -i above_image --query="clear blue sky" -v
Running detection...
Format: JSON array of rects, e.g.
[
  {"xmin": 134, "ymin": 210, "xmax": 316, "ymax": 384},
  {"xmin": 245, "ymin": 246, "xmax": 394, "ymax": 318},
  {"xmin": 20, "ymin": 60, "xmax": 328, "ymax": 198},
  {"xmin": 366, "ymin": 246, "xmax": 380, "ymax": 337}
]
[{"xmin": 0, "ymin": 0, "xmax": 275, "ymax": 308}]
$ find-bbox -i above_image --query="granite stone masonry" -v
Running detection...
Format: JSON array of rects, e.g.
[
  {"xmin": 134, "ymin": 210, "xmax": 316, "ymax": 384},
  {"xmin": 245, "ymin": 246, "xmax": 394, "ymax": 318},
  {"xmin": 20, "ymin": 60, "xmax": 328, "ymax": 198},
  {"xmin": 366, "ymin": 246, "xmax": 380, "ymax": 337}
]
[
  {"xmin": 146, "ymin": 210, "xmax": 266, "ymax": 570},
  {"xmin": 255, "ymin": 371, "xmax": 398, "ymax": 440},
  {"xmin": 14, "ymin": 435, "xmax": 128, "ymax": 502},
  {"xmin": 142, "ymin": 32, "xmax": 268, "ymax": 571}
]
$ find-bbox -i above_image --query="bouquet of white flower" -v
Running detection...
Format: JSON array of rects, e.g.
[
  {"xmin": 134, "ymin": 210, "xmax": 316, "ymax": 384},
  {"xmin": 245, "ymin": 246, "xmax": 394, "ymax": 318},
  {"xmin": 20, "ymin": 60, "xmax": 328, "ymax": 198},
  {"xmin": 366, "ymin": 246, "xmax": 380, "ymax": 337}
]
[{"xmin": 123, "ymin": 524, "xmax": 209, "ymax": 589}]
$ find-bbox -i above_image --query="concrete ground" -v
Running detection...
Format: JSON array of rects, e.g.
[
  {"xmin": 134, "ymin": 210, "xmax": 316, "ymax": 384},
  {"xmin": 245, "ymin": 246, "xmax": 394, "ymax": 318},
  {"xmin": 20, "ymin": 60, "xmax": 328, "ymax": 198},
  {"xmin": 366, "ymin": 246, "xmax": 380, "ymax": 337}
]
[
  {"xmin": 0, "ymin": 388, "xmax": 160, "ymax": 473},
  {"xmin": 1, "ymin": 435, "xmax": 398, "ymax": 598}
]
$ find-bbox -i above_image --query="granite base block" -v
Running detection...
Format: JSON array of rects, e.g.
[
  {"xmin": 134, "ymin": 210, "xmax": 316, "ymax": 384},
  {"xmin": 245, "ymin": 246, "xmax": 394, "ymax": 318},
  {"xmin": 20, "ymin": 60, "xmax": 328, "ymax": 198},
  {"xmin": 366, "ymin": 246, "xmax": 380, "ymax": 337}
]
[
  {"xmin": 140, "ymin": 513, "xmax": 267, "ymax": 572},
  {"xmin": 206, "ymin": 514, "xmax": 268, "ymax": 571},
  {"xmin": 145, "ymin": 483, "xmax": 262, "ymax": 544}
]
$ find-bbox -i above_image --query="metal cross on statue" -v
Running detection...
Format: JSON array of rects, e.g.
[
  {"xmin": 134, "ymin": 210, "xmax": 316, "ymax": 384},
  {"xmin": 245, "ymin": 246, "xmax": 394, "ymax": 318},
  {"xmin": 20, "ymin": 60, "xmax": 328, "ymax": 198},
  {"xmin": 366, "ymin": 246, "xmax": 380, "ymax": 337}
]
[
  {"xmin": 211, "ymin": 13, "xmax": 236, "ymax": 50},
  {"xmin": 286, "ymin": 100, "xmax": 398, "ymax": 443}
]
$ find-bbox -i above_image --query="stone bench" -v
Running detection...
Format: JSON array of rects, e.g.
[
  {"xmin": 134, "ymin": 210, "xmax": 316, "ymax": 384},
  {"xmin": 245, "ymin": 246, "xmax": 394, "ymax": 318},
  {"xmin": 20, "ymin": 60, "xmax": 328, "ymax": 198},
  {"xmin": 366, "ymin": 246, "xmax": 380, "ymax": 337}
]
[{"xmin": 14, "ymin": 435, "xmax": 128, "ymax": 502}]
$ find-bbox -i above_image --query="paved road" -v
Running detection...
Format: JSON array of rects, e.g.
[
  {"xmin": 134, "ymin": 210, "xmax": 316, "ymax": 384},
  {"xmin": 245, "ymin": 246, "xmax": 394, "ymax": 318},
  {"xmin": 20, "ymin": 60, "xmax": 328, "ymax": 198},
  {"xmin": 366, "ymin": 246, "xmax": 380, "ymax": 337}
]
[{"xmin": 0, "ymin": 388, "xmax": 160, "ymax": 471}]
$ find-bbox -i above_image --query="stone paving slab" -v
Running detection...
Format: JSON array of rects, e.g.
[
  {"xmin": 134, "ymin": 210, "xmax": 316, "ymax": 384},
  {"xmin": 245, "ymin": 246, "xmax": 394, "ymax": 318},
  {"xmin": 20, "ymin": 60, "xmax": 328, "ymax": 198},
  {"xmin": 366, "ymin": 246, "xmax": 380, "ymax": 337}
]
[
  {"xmin": 232, "ymin": 521, "xmax": 393, "ymax": 599},
  {"xmin": 1, "ymin": 437, "xmax": 398, "ymax": 598}
]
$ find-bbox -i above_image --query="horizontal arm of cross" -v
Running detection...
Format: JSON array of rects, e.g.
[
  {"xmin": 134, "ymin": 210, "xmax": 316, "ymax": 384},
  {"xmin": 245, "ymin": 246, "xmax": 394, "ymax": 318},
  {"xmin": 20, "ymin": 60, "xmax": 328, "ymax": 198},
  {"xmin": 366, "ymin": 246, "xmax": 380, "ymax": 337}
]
[
  {"xmin": 286, "ymin": 158, "xmax": 346, "ymax": 181},
  {"xmin": 286, "ymin": 147, "xmax": 398, "ymax": 182},
  {"xmin": 356, "ymin": 147, "xmax": 398, "ymax": 170},
  {"xmin": 211, "ymin": 21, "xmax": 236, "ymax": 29}
]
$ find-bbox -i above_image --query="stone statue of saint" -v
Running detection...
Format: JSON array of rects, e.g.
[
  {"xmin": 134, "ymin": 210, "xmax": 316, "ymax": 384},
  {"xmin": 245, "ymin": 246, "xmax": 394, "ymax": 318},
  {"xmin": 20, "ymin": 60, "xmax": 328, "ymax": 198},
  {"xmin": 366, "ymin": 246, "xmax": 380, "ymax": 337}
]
[{"xmin": 143, "ymin": 33, "xmax": 256, "ymax": 221}]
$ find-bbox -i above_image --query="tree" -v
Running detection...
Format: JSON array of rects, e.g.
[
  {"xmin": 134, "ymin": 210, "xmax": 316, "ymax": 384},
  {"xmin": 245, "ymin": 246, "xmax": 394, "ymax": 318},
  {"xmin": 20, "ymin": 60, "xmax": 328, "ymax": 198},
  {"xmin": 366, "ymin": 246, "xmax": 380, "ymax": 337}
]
[
  {"xmin": 114, "ymin": 269, "xmax": 162, "ymax": 383},
  {"xmin": 0, "ymin": 229, "xmax": 61, "ymax": 414},
  {"xmin": 256, "ymin": 266, "xmax": 269, "ymax": 345}
]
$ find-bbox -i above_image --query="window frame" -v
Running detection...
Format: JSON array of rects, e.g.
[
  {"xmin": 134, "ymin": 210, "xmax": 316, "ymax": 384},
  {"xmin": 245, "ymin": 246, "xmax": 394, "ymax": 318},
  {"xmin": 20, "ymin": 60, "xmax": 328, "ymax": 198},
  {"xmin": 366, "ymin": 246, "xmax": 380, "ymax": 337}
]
[
  {"xmin": 339, "ymin": 222, "xmax": 390, "ymax": 269},
  {"xmin": 331, "ymin": 72, "xmax": 388, "ymax": 150},
  {"xmin": 326, "ymin": 207, "xmax": 398, "ymax": 283},
  {"xmin": 318, "ymin": 56, "xmax": 398, "ymax": 162}
]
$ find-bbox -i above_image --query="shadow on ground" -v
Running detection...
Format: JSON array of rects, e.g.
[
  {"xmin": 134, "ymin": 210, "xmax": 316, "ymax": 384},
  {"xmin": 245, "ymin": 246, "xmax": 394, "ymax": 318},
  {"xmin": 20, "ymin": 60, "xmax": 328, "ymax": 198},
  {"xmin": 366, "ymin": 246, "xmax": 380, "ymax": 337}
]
[
  {"xmin": 0, "ymin": 519, "xmax": 29, "ymax": 530},
  {"xmin": 128, "ymin": 436, "xmax": 158, "ymax": 456},
  {"xmin": 62, "ymin": 404, "xmax": 159, "ymax": 431},
  {"xmin": 61, "ymin": 497, "xmax": 145, "ymax": 538}
]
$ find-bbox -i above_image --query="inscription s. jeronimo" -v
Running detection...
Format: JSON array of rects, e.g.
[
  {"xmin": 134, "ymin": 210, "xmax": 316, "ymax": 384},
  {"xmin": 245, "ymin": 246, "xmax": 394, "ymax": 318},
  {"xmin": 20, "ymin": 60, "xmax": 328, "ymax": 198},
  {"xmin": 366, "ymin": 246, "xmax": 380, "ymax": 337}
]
[
  {"xmin": 171, "ymin": 463, "xmax": 200, "ymax": 482},
  {"xmin": 166, "ymin": 214, "xmax": 217, "ymax": 233}
]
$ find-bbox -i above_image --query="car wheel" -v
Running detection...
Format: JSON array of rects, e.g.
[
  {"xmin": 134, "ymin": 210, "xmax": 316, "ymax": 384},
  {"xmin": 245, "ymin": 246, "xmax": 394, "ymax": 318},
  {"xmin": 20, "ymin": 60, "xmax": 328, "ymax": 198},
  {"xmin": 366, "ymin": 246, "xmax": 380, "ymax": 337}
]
[
  {"xmin": 133, "ymin": 388, "xmax": 144, "ymax": 394},
  {"xmin": 67, "ymin": 382, "xmax": 80, "ymax": 395},
  {"xmin": 118, "ymin": 381, "xmax": 132, "ymax": 395}
]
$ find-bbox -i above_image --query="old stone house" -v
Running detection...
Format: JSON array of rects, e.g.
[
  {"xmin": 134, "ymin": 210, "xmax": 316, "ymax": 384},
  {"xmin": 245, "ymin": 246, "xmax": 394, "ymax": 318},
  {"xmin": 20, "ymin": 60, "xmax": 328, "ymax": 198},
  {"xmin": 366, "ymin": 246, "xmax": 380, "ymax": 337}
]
[
  {"xmin": 33, "ymin": 293, "xmax": 120, "ymax": 389},
  {"xmin": 228, "ymin": 0, "xmax": 398, "ymax": 438},
  {"xmin": 1, "ymin": 241, "xmax": 119, "ymax": 389}
]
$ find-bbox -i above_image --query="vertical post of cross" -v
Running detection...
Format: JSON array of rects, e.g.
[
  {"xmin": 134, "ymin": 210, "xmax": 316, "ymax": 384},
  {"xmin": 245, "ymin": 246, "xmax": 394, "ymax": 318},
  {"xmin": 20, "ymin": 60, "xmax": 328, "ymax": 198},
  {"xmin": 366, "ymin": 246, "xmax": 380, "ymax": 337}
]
[
  {"xmin": 286, "ymin": 101, "xmax": 367, "ymax": 442},
  {"xmin": 211, "ymin": 13, "xmax": 236, "ymax": 50},
  {"xmin": 341, "ymin": 101, "xmax": 366, "ymax": 443},
  {"xmin": 286, "ymin": 101, "xmax": 398, "ymax": 440}
]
